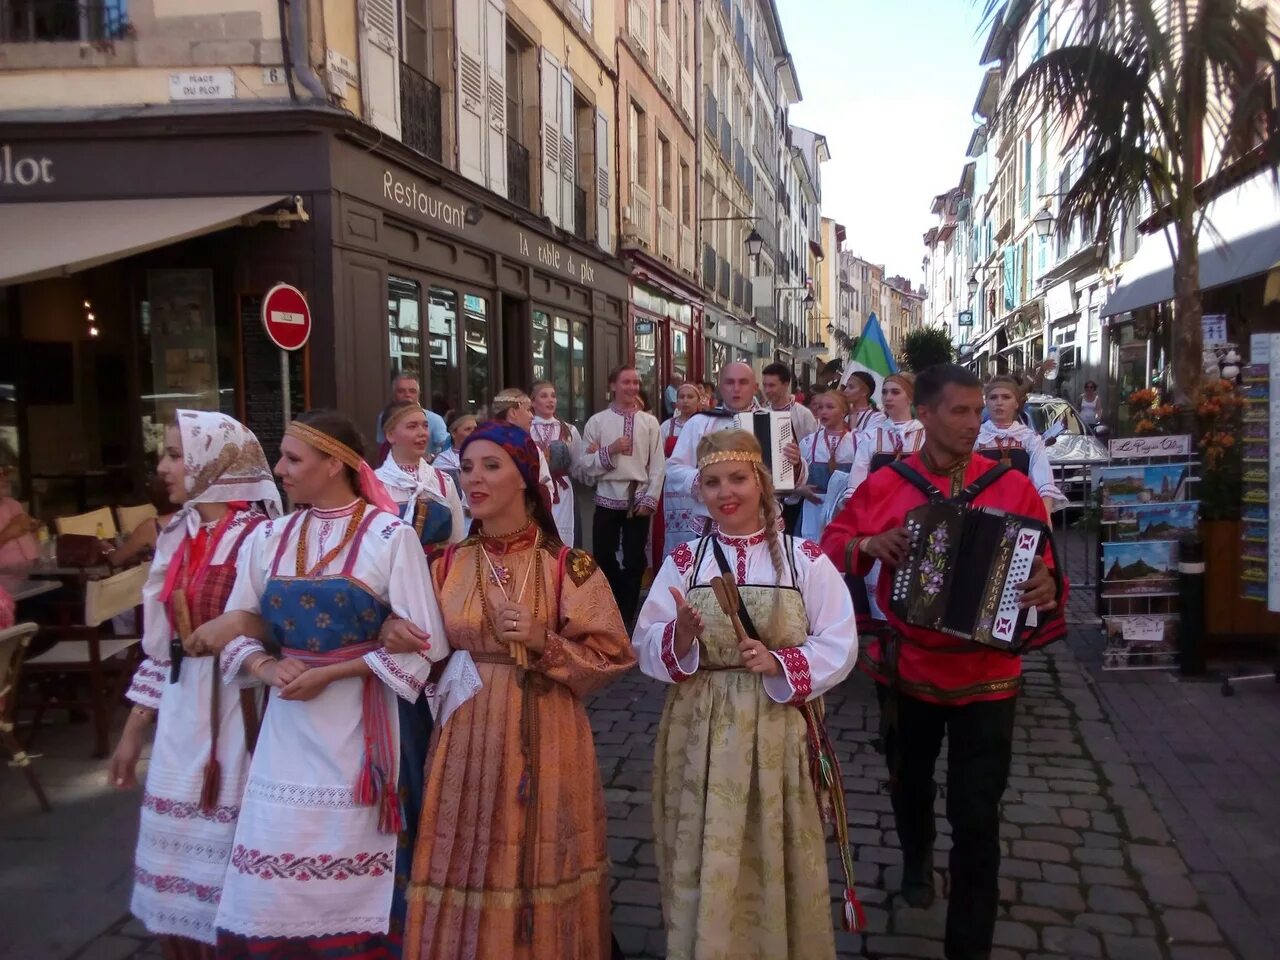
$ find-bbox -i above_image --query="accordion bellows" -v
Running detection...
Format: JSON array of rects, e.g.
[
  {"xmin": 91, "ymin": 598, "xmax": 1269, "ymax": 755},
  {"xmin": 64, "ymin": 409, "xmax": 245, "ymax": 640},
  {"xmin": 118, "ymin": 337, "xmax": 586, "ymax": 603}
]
[{"xmin": 890, "ymin": 501, "xmax": 1047, "ymax": 650}]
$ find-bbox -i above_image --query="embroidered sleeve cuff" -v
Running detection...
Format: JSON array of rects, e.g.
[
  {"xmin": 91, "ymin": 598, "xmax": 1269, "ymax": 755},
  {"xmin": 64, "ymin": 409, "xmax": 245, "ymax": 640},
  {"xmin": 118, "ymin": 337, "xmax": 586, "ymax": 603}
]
[
  {"xmin": 364, "ymin": 648, "xmax": 428, "ymax": 702},
  {"xmin": 636, "ymin": 494, "xmax": 659, "ymax": 513},
  {"xmin": 222, "ymin": 636, "xmax": 266, "ymax": 687},
  {"xmin": 659, "ymin": 620, "xmax": 699, "ymax": 682},
  {"xmin": 598, "ymin": 445, "xmax": 613, "ymax": 470},
  {"xmin": 765, "ymin": 646, "xmax": 814, "ymax": 704},
  {"xmin": 534, "ymin": 630, "xmax": 569, "ymax": 672},
  {"xmin": 125, "ymin": 659, "xmax": 166, "ymax": 709}
]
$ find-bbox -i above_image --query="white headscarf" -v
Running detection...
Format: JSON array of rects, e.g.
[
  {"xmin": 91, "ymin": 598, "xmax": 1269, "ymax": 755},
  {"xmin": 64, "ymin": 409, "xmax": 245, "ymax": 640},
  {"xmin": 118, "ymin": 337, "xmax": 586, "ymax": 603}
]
[
  {"xmin": 375, "ymin": 456, "xmax": 454, "ymax": 507},
  {"xmin": 173, "ymin": 409, "xmax": 282, "ymax": 535}
]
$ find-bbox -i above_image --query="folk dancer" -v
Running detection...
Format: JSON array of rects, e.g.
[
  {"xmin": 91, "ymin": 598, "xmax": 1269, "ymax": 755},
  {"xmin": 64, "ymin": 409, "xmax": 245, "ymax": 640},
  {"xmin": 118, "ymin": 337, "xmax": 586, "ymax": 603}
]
[
  {"xmin": 386, "ymin": 422, "xmax": 635, "ymax": 960},
  {"xmin": 109, "ymin": 411, "xmax": 281, "ymax": 959},
  {"xmin": 820, "ymin": 365, "xmax": 1066, "ymax": 960},
  {"xmin": 376, "ymin": 400, "xmax": 466, "ymax": 551},
  {"xmin": 529, "ymin": 380, "xmax": 584, "ymax": 547},
  {"xmin": 200, "ymin": 411, "xmax": 449, "ymax": 957},
  {"xmin": 795, "ymin": 390, "xmax": 857, "ymax": 541},
  {"xmin": 492, "ymin": 389, "xmax": 558, "ymax": 509},
  {"xmin": 578, "ymin": 366, "xmax": 664, "ymax": 623},
  {"xmin": 762, "ymin": 362, "xmax": 819, "ymax": 534},
  {"xmin": 653, "ymin": 382, "xmax": 703, "ymax": 562},
  {"xmin": 634, "ymin": 429, "xmax": 862, "ymax": 960},
  {"xmin": 433, "ymin": 413, "xmax": 478, "ymax": 514},
  {"xmin": 977, "ymin": 374, "xmax": 1067, "ymax": 520},
  {"xmin": 841, "ymin": 369, "xmax": 889, "ymax": 434},
  {"xmin": 666, "ymin": 362, "xmax": 806, "ymax": 541}
]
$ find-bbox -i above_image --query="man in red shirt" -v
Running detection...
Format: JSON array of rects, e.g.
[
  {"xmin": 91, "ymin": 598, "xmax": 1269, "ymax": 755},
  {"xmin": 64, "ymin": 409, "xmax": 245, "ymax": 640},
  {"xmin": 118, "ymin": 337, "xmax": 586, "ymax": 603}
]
[{"xmin": 821, "ymin": 364, "xmax": 1066, "ymax": 960}]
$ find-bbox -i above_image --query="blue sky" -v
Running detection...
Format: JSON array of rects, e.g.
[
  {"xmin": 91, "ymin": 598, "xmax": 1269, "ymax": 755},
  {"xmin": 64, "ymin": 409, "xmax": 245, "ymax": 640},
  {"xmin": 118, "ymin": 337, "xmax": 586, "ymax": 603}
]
[{"xmin": 777, "ymin": 0, "xmax": 990, "ymax": 281}]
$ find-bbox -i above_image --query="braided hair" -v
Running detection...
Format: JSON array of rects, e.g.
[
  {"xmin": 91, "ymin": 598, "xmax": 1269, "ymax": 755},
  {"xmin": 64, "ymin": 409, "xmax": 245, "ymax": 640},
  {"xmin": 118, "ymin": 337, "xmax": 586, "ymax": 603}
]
[{"xmin": 695, "ymin": 429, "xmax": 789, "ymax": 642}]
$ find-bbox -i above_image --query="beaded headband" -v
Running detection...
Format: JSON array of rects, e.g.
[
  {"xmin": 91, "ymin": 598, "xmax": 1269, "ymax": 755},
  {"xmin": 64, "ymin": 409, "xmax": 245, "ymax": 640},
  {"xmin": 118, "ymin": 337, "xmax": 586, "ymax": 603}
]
[
  {"xmin": 286, "ymin": 420, "xmax": 362, "ymax": 472},
  {"xmin": 697, "ymin": 450, "xmax": 763, "ymax": 471},
  {"xmin": 382, "ymin": 403, "xmax": 426, "ymax": 435}
]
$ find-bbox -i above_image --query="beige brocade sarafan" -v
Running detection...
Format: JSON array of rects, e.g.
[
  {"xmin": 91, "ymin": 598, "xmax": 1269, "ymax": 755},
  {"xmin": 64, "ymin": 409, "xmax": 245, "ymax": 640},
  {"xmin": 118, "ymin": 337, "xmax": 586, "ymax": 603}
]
[{"xmin": 653, "ymin": 584, "xmax": 836, "ymax": 960}]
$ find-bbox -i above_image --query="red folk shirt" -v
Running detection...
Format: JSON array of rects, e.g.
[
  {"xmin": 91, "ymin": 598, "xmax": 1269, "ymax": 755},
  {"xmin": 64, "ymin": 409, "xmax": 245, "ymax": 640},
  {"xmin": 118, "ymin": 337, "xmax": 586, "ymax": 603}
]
[{"xmin": 819, "ymin": 452, "xmax": 1068, "ymax": 705}]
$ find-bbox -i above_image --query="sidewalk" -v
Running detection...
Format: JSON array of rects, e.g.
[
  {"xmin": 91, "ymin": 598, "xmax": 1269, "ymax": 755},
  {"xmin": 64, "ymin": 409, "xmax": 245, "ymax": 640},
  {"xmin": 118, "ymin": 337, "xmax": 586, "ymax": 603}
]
[{"xmin": 4, "ymin": 628, "xmax": 1278, "ymax": 959}]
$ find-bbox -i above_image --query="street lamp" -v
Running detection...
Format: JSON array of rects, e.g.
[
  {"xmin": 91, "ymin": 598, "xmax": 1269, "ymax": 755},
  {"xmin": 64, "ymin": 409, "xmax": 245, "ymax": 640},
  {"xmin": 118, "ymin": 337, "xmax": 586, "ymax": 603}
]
[
  {"xmin": 1033, "ymin": 207, "xmax": 1055, "ymax": 239},
  {"xmin": 745, "ymin": 228, "xmax": 764, "ymax": 261},
  {"xmin": 967, "ymin": 273, "xmax": 979, "ymax": 297}
]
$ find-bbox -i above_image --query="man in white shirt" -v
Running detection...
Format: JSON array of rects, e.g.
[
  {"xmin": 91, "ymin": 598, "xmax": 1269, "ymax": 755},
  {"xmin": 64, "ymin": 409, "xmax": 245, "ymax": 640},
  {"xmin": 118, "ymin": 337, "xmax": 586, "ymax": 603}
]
[
  {"xmin": 666, "ymin": 361, "xmax": 805, "ymax": 538},
  {"xmin": 762, "ymin": 362, "xmax": 818, "ymax": 533},
  {"xmin": 578, "ymin": 366, "xmax": 665, "ymax": 622}
]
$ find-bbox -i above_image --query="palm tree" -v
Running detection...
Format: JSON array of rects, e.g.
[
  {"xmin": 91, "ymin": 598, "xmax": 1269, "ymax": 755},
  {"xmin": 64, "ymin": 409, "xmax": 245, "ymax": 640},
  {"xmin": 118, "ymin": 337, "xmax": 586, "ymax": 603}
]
[{"xmin": 983, "ymin": 0, "xmax": 1277, "ymax": 399}]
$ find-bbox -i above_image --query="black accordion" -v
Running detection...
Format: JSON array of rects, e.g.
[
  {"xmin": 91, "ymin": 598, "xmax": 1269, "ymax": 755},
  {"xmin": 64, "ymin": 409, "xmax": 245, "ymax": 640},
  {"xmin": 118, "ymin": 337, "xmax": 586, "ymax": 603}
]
[{"xmin": 889, "ymin": 501, "xmax": 1048, "ymax": 650}]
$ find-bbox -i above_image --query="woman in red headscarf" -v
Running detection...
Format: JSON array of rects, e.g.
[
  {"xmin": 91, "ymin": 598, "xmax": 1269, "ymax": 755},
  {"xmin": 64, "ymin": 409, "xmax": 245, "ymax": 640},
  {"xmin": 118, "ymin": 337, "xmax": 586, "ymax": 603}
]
[{"xmin": 384, "ymin": 422, "xmax": 635, "ymax": 960}]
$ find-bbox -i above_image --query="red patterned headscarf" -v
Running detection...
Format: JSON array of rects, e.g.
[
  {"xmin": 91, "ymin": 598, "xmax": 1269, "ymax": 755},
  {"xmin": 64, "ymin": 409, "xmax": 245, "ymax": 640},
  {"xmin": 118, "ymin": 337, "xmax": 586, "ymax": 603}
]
[{"xmin": 459, "ymin": 422, "xmax": 558, "ymax": 540}]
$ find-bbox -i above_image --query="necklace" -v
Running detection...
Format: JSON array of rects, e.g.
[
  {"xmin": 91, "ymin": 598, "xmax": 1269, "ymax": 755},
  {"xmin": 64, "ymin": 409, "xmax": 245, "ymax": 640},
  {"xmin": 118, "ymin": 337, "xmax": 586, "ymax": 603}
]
[
  {"xmin": 475, "ymin": 528, "xmax": 544, "ymax": 668},
  {"xmin": 479, "ymin": 519, "xmax": 533, "ymax": 586},
  {"xmin": 295, "ymin": 501, "xmax": 367, "ymax": 577}
]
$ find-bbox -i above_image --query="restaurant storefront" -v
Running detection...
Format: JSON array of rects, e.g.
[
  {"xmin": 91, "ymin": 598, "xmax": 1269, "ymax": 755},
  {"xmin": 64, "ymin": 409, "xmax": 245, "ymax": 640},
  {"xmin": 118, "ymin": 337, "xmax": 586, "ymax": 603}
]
[
  {"xmin": 624, "ymin": 268, "xmax": 701, "ymax": 417},
  {"xmin": 0, "ymin": 115, "xmax": 629, "ymax": 517}
]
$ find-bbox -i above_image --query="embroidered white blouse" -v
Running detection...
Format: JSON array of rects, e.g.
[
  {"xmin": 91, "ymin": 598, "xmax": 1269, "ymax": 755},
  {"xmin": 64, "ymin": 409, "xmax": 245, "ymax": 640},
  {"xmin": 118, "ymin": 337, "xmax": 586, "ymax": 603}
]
[
  {"xmin": 374, "ymin": 456, "xmax": 466, "ymax": 545},
  {"xmin": 847, "ymin": 418, "xmax": 925, "ymax": 497},
  {"xmin": 976, "ymin": 420, "xmax": 1067, "ymax": 510},
  {"xmin": 578, "ymin": 405, "xmax": 665, "ymax": 511},
  {"xmin": 633, "ymin": 531, "xmax": 858, "ymax": 705}
]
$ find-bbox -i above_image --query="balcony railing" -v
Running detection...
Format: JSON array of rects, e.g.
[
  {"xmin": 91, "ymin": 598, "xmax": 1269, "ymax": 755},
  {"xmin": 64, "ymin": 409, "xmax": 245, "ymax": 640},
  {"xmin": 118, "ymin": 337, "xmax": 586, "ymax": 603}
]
[
  {"xmin": 718, "ymin": 257, "xmax": 731, "ymax": 299},
  {"xmin": 680, "ymin": 225, "xmax": 696, "ymax": 277},
  {"xmin": 732, "ymin": 271, "xmax": 744, "ymax": 308},
  {"xmin": 507, "ymin": 136, "xmax": 531, "ymax": 210},
  {"xmin": 573, "ymin": 186, "xmax": 588, "ymax": 240},
  {"xmin": 1, "ymin": 0, "xmax": 129, "ymax": 42},
  {"xmin": 658, "ymin": 206, "xmax": 677, "ymax": 264},
  {"xmin": 704, "ymin": 89, "xmax": 718, "ymax": 142},
  {"xmin": 629, "ymin": 182, "xmax": 653, "ymax": 245},
  {"xmin": 733, "ymin": 141, "xmax": 746, "ymax": 185},
  {"xmin": 401, "ymin": 62, "xmax": 444, "ymax": 162},
  {"xmin": 703, "ymin": 244, "xmax": 717, "ymax": 287},
  {"xmin": 719, "ymin": 116, "xmax": 732, "ymax": 163}
]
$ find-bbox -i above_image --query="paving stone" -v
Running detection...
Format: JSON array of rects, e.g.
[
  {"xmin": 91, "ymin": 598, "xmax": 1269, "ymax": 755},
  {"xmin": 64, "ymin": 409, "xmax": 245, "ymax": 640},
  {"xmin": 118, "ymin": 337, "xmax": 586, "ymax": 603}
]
[
  {"xmin": 891, "ymin": 900, "xmax": 946, "ymax": 939},
  {"xmin": 1160, "ymin": 909, "xmax": 1224, "ymax": 944},
  {"xmin": 612, "ymin": 904, "xmax": 663, "ymax": 928},
  {"xmin": 992, "ymin": 919, "xmax": 1039, "ymax": 950},
  {"xmin": 1060, "ymin": 807, "xmax": 1092, "ymax": 829},
  {"xmin": 1089, "ymin": 811, "xmax": 1121, "ymax": 834},
  {"xmin": 1024, "ymin": 825, "xmax": 1083, "ymax": 845},
  {"xmin": 1009, "ymin": 905, "xmax": 1068, "ymax": 925},
  {"xmin": 1189, "ymin": 872, "xmax": 1236, "ymax": 897},
  {"xmin": 1073, "ymin": 912, "xmax": 1135, "ymax": 936},
  {"xmin": 1167, "ymin": 948, "xmax": 1238, "ymax": 960},
  {"xmin": 1133, "ymin": 916, "xmax": 1157, "ymax": 937},
  {"xmin": 1020, "ymin": 881, "xmax": 1087, "ymax": 913},
  {"xmin": 611, "ymin": 924, "xmax": 648, "ymax": 957},
  {"xmin": 608, "ymin": 837, "xmax": 640, "ymax": 863},
  {"xmin": 1040, "ymin": 863, "xmax": 1080, "ymax": 885},
  {"xmin": 1087, "ymin": 884, "xmax": 1149, "ymax": 916},
  {"xmin": 1080, "ymin": 866, "xmax": 1132, "ymax": 887},
  {"xmin": 1009, "ymin": 840, "xmax": 1072, "ymax": 863},
  {"xmin": 1102, "ymin": 933, "xmax": 1165, "ymax": 960},
  {"xmin": 612, "ymin": 879, "xmax": 661, "ymax": 906},
  {"xmin": 998, "ymin": 857, "xmax": 1042, "ymax": 881},
  {"xmin": 1040, "ymin": 925, "xmax": 1102, "ymax": 957},
  {"xmin": 72, "ymin": 938, "xmax": 140, "ymax": 960},
  {"xmin": 1003, "ymin": 803, "xmax": 1062, "ymax": 825},
  {"xmin": 1141, "ymin": 872, "xmax": 1200, "ymax": 908},
  {"xmin": 1074, "ymin": 846, "xmax": 1125, "ymax": 867},
  {"xmin": 1127, "ymin": 843, "xmax": 1188, "ymax": 876},
  {"xmin": 1081, "ymin": 831, "xmax": 1122, "ymax": 849},
  {"xmin": 863, "ymin": 934, "xmax": 945, "ymax": 958}
]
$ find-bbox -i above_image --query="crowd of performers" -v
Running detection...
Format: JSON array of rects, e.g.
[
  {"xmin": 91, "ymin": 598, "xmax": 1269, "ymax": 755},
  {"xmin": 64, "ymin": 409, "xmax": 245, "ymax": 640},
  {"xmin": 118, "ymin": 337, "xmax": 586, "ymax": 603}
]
[{"xmin": 105, "ymin": 360, "xmax": 1067, "ymax": 960}]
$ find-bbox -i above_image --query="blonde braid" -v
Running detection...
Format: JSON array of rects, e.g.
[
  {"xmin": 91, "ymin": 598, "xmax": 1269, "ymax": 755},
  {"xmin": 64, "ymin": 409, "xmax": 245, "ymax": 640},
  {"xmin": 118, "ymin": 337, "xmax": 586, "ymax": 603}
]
[{"xmin": 756, "ymin": 463, "xmax": 787, "ymax": 643}]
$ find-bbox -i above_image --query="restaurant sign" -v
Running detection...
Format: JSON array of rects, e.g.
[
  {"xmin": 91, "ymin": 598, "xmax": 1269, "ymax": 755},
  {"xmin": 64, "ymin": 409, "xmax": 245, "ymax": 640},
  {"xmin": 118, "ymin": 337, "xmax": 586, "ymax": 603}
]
[{"xmin": 0, "ymin": 144, "xmax": 54, "ymax": 188}]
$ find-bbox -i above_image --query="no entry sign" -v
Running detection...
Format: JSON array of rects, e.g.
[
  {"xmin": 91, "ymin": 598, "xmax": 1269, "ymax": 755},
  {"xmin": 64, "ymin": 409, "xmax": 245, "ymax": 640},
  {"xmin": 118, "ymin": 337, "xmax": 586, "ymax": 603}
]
[{"xmin": 261, "ymin": 283, "xmax": 311, "ymax": 351}]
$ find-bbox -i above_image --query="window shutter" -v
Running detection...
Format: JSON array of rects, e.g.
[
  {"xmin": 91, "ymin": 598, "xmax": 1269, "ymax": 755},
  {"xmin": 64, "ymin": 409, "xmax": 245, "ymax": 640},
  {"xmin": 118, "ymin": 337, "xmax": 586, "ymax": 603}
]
[
  {"xmin": 582, "ymin": 0, "xmax": 593, "ymax": 28},
  {"xmin": 559, "ymin": 68, "xmax": 576, "ymax": 234},
  {"xmin": 484, "ymin": 0, "xmax": 508, "ymax": 197},
  {"xmin": 595, "ymin": 108, "xmax": 611, "ymax": 251},
  {"xmin": 360, "ymin": 0, "xmax": 401, "ymax": 138},
  {"xmin": 455, "ymin": 0, "xmax": 486, "ymax": 185},
  {"xmin": 540, "ymin": 49, "xmax": 563, "ymax": 227}
]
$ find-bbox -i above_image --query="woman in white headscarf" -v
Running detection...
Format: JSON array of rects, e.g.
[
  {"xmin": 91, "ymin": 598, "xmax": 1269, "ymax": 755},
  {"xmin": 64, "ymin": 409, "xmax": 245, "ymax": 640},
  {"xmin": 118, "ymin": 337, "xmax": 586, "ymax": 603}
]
[
  {"xmin": 375, "ymin": 399, "xmax": 466, "ymax": 550},
  {"xmin": 107, "ymin": 410, "xmax": 281, "ymax": 959}
]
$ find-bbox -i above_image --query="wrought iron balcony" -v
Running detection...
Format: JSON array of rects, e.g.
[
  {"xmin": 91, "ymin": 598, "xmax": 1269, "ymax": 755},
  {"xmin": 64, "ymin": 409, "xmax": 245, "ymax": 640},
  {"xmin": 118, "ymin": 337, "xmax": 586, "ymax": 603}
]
[
  {"xmin": 704, "ymin": 89, "xmax": 718, "ymax": 138},
  {"xmin": 507, "ymin": 136, "xmax": 531, "ymax": 210},
  {"xmin": 1, "ymin": 0, "xmax": 129, "ymax": 42},
  {"xmin": 401, "ymin": 62, "xmax": 443, "ymax": 162},
  {"xmin": 718, "ymin": 257, "xmax": 731, "ymax": 299},
  {"xmin": 703, "ymin": 244, "xmax": 717, "ymax": 287},
  {"xmin": 719, "ymin": 116, "xmax": 732, "ymax": 163},
  {"xmin": 573, "ymin": 185, "xmax": 588, "ymax": 240}
]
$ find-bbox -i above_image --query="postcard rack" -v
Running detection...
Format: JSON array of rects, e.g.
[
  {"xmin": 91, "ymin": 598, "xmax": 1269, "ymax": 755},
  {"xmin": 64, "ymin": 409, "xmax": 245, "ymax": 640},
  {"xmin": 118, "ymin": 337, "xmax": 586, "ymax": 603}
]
[{"xmin": 1095, "ymin": 435, "xmax": 1199, "ymax": 671}]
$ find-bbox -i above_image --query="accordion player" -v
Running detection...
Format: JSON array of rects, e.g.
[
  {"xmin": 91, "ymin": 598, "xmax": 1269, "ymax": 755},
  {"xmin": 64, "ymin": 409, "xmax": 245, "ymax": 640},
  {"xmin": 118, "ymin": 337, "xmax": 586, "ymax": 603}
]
[
  {"xmin": 731, "ymin": 409, "xmax": 797, "ymax": 492},
  {"xmin": 889, "ymin": 497, "xmax": 1049, "ymax": 651}
]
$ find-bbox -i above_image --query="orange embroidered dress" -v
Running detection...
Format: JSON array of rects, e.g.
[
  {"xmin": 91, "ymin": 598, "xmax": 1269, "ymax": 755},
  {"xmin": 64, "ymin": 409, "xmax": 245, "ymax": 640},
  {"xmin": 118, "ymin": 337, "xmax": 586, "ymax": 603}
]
[{"xmin": 404, "ymin": 526, "xmax": 636, "ymax": 960}]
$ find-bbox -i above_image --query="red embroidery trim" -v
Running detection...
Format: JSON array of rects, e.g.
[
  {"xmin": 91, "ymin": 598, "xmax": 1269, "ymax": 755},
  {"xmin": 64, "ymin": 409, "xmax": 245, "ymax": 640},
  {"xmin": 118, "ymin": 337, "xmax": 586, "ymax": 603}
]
[
  {"xmin": 672, "ymin": 542, "xmax": 694, "ymax": 575},
  {"xmin": 143, "ymin": 792, "xmax": 239, "ymax": 824},
  {"xmin": 134, "ymin": 866, "xmax": 221, "ymax": 904},
  {"xmin": 735, "ymin": 548, "xmax": 747, "ymax": 585},
  {"xmin": 230, "ymin": 845, "xmax": 392, "ymax": 881},
  {"xmin": 659, "ymin": 620, "xmax": 692, "ymax": 682},
  {"xmin": 800, "ymin": 539, "xmax": 823, "ymax": 561},
  {"xmin": 775, "ymin": 647, "xmax": 813, "ymax": 703}
]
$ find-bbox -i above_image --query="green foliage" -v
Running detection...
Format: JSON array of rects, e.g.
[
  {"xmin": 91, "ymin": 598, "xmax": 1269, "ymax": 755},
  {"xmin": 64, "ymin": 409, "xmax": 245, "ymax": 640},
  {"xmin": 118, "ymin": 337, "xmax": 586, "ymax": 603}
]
[{"xmin": 899, "ymin": 327, "xmax": 956, "ymax": 373}]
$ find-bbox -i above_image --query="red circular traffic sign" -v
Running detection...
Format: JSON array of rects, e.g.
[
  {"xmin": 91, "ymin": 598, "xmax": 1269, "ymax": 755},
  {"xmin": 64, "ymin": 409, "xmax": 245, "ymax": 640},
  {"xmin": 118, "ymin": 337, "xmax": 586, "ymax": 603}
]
[{"xmin": 261, "ymin": 283, "xmax": 311, "ymax": 351}]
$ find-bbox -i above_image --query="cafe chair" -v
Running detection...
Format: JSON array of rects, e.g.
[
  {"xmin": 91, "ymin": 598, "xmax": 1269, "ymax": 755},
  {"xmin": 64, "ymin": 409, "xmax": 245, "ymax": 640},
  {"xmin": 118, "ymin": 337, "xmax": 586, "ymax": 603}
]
[
  {"xmin": 0, "ymin": 622, "xmax": 51, "ymax": 813},
  {"xmin": 115, "ymin": 503, "xmax": 158, "ymax": 537},
  {"xmin": 54, "ymin": 507, "xmax": 118, "ymax": 540},
  {"xmin": 23, "ymin": 563, "xmax": 147, "ymax": 758}
]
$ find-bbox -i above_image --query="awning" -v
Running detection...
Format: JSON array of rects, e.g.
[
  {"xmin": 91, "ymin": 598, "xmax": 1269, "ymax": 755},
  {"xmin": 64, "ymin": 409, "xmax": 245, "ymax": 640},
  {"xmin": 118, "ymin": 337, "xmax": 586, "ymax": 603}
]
[
  {"xmin": 0, "ymin": 195, "xmax": 289, "ymax": 286},
  {"xmin": 1101, "ymin": 171, "xmax": 1280, "ymax": 317}
]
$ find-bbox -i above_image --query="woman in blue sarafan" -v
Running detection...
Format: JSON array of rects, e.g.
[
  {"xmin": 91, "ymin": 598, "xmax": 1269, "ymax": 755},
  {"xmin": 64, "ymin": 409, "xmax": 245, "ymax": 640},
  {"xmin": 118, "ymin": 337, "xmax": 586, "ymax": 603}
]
[
  {"xmin": 376, "ymin": 399, "xmax": 466, "ymax": 552},
  {"xmin": 199, "ymin": 410, "xmax": 451, "ymax": 958}
]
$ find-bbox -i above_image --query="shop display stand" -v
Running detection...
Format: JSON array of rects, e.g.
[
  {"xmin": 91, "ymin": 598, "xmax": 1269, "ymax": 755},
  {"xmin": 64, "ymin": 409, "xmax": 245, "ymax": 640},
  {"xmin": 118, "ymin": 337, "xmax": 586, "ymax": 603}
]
[{"xmin": 1096, "ymin": 436, "xmax": 1198, "ymax": 672}]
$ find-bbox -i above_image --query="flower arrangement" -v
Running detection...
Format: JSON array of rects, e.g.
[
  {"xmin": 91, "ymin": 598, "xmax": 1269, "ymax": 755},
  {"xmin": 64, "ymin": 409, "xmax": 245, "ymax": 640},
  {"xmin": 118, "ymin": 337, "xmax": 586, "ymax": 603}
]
[
  {"xmin": 1194, "ymin": 378, "xmax": 1243, "ymax": 522},
  {"xmin": 1127, "ymin": 387, "xmax": 1182, "ymax": 435}
]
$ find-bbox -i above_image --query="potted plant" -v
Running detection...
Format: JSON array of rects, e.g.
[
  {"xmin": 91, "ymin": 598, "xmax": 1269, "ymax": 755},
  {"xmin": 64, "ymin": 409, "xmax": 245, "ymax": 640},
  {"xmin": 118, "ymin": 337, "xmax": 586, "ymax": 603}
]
[
  {"xmin": 1192, "ymin": 379, "xmax": 1250, "ymax": 636},
  {"xmin": 899, "ymin": 327, "xmax": 955, "ymax": 372}
]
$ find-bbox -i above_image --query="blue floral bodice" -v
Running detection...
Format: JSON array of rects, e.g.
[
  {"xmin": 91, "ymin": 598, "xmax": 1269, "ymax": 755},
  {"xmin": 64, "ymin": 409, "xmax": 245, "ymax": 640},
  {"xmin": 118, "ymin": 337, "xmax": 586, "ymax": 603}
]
[{"xmin": 260, "ymin": 576, "xmax": 390, "ymax": 654}]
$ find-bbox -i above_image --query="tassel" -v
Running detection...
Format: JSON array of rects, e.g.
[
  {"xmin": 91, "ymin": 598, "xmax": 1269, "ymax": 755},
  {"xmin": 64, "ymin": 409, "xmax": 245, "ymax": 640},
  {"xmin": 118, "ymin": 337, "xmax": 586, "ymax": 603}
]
[
  {"xmin": 843, "ymin": 889, "xmax": 867, "ymax": 932},
  {"xmin": 354, "ymin": 738, "xmax": 377, "ymax": 806},
  {"xmin": 377, "ymin": 776, "xmax": 405, "ymax": 835},
  {"xmin": 199, "ymin": 758, "xmax": 222, "ymax": 814}
]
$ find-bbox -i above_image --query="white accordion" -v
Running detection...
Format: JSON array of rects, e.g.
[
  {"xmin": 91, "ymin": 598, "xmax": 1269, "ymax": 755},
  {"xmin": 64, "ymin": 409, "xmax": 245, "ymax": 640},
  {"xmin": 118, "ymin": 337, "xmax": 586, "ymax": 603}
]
[{"xmin": 732, "ymin": 410, "xmax": 796, "ymax": 492}]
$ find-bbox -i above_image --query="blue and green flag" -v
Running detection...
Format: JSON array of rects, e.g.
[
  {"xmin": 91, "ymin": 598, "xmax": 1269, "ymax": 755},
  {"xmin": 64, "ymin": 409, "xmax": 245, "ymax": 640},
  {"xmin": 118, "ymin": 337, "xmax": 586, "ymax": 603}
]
[{"xmin": 840, "ymin": 312, "xmax": 898, "ymax": 398}]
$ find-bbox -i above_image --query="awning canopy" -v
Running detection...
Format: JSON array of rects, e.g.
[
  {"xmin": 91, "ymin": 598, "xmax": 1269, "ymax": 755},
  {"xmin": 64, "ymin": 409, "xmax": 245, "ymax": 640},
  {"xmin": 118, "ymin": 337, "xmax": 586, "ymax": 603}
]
[
  {"xmin": 1101, "ymin": 172, "xmax": 1280, "ymax": 317},
  {"xmin": 0, "ymin": 195, "xmax": 289, "ymax": 286}
]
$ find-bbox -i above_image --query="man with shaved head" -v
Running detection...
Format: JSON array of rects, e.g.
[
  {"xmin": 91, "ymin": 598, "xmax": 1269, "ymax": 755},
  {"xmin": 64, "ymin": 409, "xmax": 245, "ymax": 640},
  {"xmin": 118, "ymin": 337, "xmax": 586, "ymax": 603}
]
[{"xmin": 665, "ymin": 361, "xmax": 805, "ymax": 538}]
